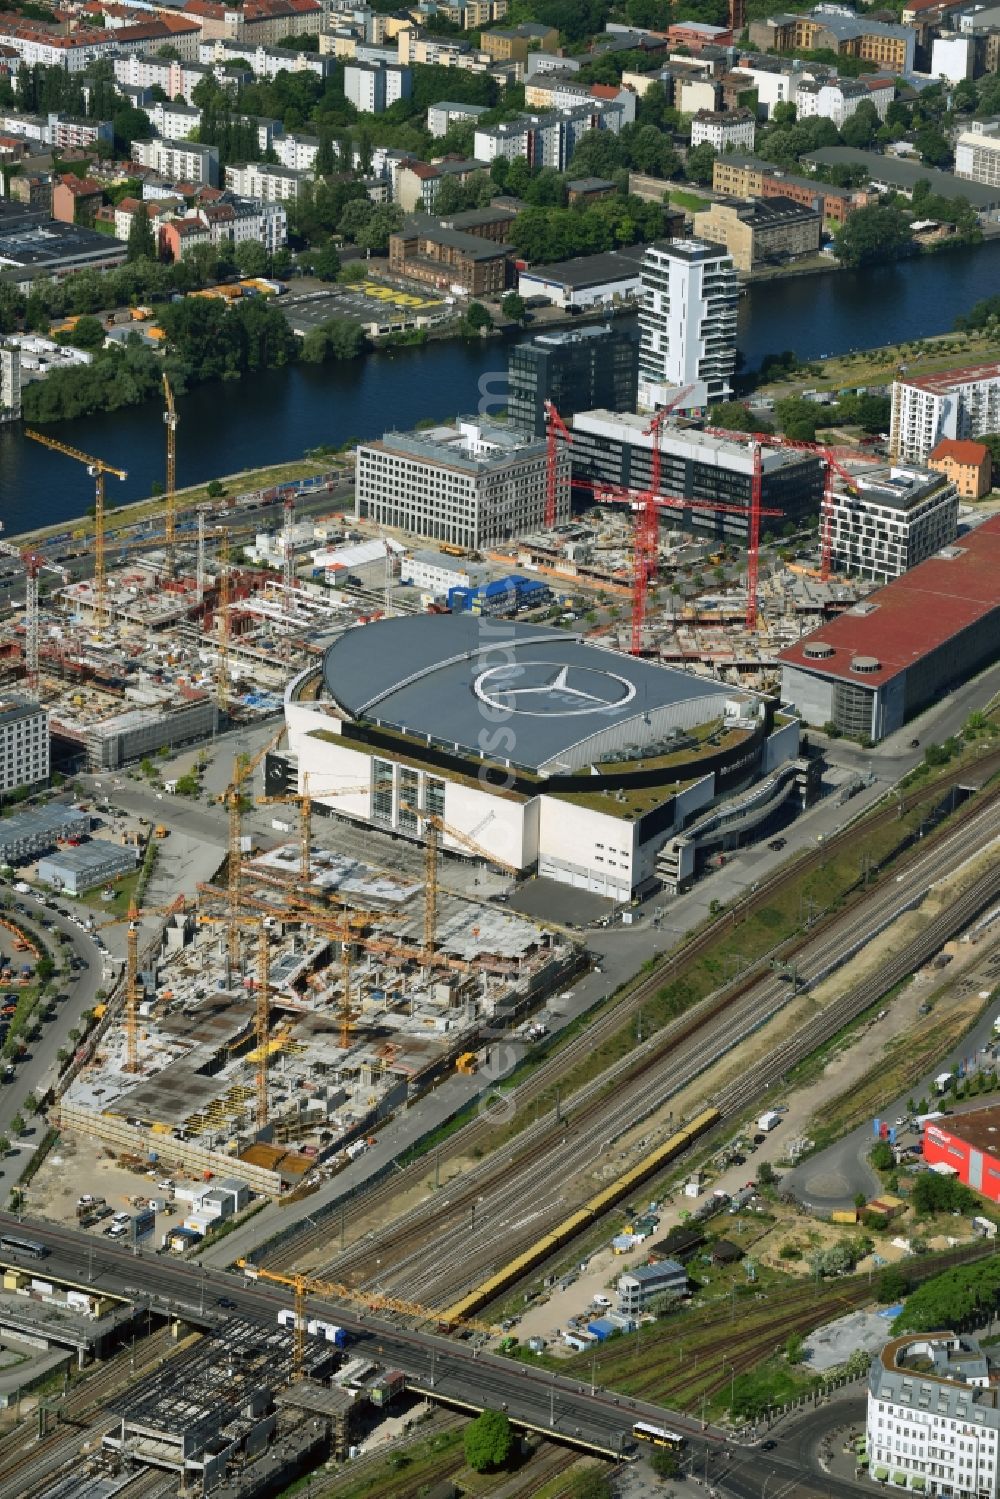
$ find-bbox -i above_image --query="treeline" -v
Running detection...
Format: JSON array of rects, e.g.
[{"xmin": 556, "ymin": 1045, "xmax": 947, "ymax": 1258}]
[
  {"xmin": 893, "ymin": 1256, "xmax": 1000, "ymax": 1335},
  {"xmin": 21, "ymin": 297, "xmax": 363, "ymax": 423}
]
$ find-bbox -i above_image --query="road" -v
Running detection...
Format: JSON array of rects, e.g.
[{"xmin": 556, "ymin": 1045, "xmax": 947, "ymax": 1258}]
[
  {"xmin": 0, "ymin": 890, "xmax": 108, "ymax": 1163},
  {"xmin": 0, "ymin": 1211, "xmax": 727, "ymax": 1460}
]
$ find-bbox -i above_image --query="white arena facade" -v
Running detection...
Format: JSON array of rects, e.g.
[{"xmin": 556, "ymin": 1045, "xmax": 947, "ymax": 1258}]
[{"xmin": 281, "ymin": 617, "xmax": 803, "ymax": 900}]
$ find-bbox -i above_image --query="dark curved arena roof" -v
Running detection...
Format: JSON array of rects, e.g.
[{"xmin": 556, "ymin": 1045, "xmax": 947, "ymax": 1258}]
[{"xmin": 323, "ymin": 616, "xmax": 731, "ymax": 774}]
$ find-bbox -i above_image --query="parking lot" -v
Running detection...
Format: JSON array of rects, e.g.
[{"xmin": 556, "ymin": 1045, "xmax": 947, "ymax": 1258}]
[{"xmin": 282, "ymin": 282, "xmax": 447, "ymax": 335}]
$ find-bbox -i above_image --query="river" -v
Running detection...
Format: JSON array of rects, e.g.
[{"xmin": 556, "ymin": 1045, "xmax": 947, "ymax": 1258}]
[{"xmin": 1, "ymin": 239, "xmax": 997, "ymax": 536}]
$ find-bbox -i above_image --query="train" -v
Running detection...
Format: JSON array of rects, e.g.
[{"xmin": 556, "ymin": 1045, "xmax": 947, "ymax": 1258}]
[{"xmin": 439, "ymin": 1107, "xmax": 720, "ymax": 1325}]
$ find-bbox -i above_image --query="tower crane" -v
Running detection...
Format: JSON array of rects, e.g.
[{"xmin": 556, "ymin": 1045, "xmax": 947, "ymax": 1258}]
[
  {"xmin": 400, "ymin": 803, "xmax": 516, "ymax": 965},
  {"xmin": 237, "ymin": 1262, "xmax": 495, "ymax": 1382},
  {"xmin": 162, "ymin": 375, "xmax": 178, "ymax": 581},
  {"xmin": 221, "ymin": 724, "xmax": 286, "ymax": 965},
  {"xmin": 94, "ymin": 895, "xmax": 186, "ymax": 1073},
  {"xmin": 194, "ymin": 911, "xmax": 273, "ymax": 1124},
  {"xmin": 215, "ymin": 527, "xmax": 231, "ymax": 714},
  {"xmin": 257, "ymin": 776, "xmax": 372, "ymax": 886},
  {"xmin": 24, "ymin": 431, "xmax": 126, "ymax": 633},
  {"xmin": 21, "ymin": 550, "xmax": 44, "ymax": 691}
]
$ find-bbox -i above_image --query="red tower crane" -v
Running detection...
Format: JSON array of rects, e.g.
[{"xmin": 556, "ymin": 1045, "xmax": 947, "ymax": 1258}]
[
  {"xmin": 543, "ymin": 399, "xmax": 573, "ymax": 531},
  {"xmin": 701, "ymin": 427, "xmax": 879, "ymax": 588}
]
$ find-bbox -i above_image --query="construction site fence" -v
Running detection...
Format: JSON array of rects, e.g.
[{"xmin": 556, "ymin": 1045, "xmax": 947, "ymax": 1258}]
[{"xmin": 53, "ymin": 1102, "xmax": 285, "ymax": 1198}]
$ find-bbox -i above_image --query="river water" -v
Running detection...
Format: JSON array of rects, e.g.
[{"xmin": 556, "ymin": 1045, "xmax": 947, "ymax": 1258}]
[{"xmin": 1, "ymin": 240, "xmax": 997, "ymax": 536}]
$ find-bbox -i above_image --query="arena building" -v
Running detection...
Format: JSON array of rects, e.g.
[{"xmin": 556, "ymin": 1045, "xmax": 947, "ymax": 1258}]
[{"xmin": 281, "ymin": 616, "xmax": 804, "ymax": 900}]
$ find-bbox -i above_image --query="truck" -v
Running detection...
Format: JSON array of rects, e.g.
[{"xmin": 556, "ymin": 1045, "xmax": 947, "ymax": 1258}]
[
  {"xmin": 757, "ymin": 1109, "xmax": 781, "ymax": 1133},
  {"xmin": 306, "ymin": 1318, "xmax": 348, "ymax": 1348},
  {"xmin": 154, "ymin": 825, "xmax": 169, "ymax": 839}
]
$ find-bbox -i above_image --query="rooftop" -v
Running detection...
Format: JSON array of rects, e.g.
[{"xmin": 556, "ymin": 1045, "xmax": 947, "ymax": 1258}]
[
  {"xmin": 801, "ymin": 147, "xmax": 1000, "ymax": 208},
  {"xmin": 929, "ymin": 437, "xmax": 991, "ymax": 465},
  {"xmin": 779, "ymin": 512, "xmax": 1000, "ymax": 687},
  {"xmin": 902, "ymin": 361, "xmax": 1000, "ymax": 395},
  {"xmin": 519, "ymin": 241, "xmax": 647, "ymax": 289},
  {"xmin": 363, "ymin": 416, "xmax": 546, "ymax": 474},
  {"xmin": 926, "ymin": 1104, "xmax": 1000, "ymax": 1158},
  {"xmin": 849, "ymin": 462, "xmax": 951, "ymax": 509},
  {"xmin": 322, "ymin": 616, "xmax": 733, "ymax": 775}
]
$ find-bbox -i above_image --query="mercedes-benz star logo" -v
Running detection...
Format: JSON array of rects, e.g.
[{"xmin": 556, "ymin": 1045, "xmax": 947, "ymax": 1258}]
[{"xmin": 473, "ymin": 662, "xmax": 637, "ymax": 718}]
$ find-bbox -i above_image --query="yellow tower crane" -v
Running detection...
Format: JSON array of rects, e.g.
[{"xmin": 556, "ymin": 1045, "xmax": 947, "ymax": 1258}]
[
  {"xmin": 25, "ymin": 431, "xmax": 126, "ymax": 632},
  {"xmin": 195, "ymin": 911, "xmax": 273, "ymax": 1125},
  {"xmin": 220, "ymin": 724, "xmax": 286, "ymax": 966},
  {"xmin": 236, "ymin": 1262, "xmax": 495, "ymax": 1383},
  {"xmin": 162, "ymin": 374, "xmax": 178, "ymax": 580},
  {"xmin": 94, "ymin": 895, "xmax": 186, "ymax": 1073},
  {"xmin": 400, "ymin": 804, "xmax": 517, "ymax": 965},
  {"xmin": 257, "ymin": 775, "xmax": 372, "ymax": 886}
]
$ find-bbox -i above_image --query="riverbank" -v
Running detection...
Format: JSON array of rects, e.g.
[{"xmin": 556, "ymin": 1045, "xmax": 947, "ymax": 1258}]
[{"xmin": 755, "ymin": 322, "xmax": 1000, "ymax": 400}]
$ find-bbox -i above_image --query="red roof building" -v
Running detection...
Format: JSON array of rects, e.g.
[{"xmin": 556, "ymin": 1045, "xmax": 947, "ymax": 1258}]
[
  {"xmin": 928, "ymin": 438, "xmax": 992, "ymax": 500},
  {"xmin": 779, "ymin": 512, "xmax": 1000, "ymax": 741},
  {"xmin": 922, "ymin": 1107, "xmax": 1000, "ymax": 1203}
]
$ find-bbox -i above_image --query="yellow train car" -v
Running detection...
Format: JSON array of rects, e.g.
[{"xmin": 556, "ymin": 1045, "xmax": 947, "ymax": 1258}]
[{"xmin": 440, "ymin": 1107, "xmax": 720, "ymax": 1324}]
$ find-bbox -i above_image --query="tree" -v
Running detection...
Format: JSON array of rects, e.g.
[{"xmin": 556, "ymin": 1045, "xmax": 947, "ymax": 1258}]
[
  {"xmin": 757, "ymin": 1159, "xmax": 777, "ymax": 1186},
  {"xmin": 785, "ymin": 1332, "xmax": 805, "ymax": 1364},
  {"xmin": 127, "ymin": 204, "xmax": 156, "ymax": 263},
  {"xmin": 834, "ymin": 205, "xmax": 913, "ymax": 268},
  {"xmin": 10, "ymin": 1113, "xmax": 23, "ymax": 1137},
  {"xmin": 464, "ymin": 1411, "xmax": 512, "ymax": 1472},
  {"xmin": 870, "ymin": 1139, "xmax": 895, "ymax": 1171},
  {"xmin": 300, "ymin": 317, "xmax": 366, "ymax": 363},
  {"xmin": 463, "ymin": 301, "xmax": 492, "ymax": 333},
  {"xmin": 649, "ymin": 1449, "xmax": 678, "ymax": 1479},
  {"xmin": 501, "ymin": 291, "xmax": 526, "ymax": 324},
  {"xmin": 877, "ymin": 1266, "xmax": 910, "ymax": 1304},
  {"xmin": 337, "ymin": 197, "xmax": 376, "ymax": 241},
  {"xmin": 310, "ymin": 242, "xmax": 342, "ymax": 282},
  {"xmin": 35, "ymin": 956, "xmax": 55, "ymax": 982},
  {"xmin": 206, "ymin": 479, "xmax": 225, "ymax": 498},
  {"xmin": 684, "ymin": 142, "xmax": 717, "ymax": 185},
  {"xmin": 60, "ymin": 315, "xmax": 106, "ymax": 354},
  {"xmin": 23, "ymin": 1093, "xmax": 38, "ymax": 1115},
  {"xmin": 915, "ymin": 126, "xmax": 951, "ymax": 168},
  {"xmin": 235, "ymin": 240, "xmax": 268, "ymax": 278},
  {"xmin": 572, "ymin": 1472, "xmax": 613, "ymax": 1499}
]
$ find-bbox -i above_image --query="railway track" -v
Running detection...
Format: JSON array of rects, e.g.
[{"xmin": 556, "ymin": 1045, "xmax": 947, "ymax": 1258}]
[
  {"xmin": 270, "ymin": 751, "xmax": 1000, "ymax": 1276},
  {"xmin": 305, "ymin": 790, "xmax": 1000, "ymax": 1307}
]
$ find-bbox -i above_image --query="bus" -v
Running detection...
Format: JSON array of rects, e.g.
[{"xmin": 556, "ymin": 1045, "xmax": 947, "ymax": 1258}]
[
  {"xmin": 0, "ymin": 1235, "xmax": 48, "ymax": 1259},
  {"xmin": 633, "ymin": 1422, "xmax": 686, "ymax": 1450}
]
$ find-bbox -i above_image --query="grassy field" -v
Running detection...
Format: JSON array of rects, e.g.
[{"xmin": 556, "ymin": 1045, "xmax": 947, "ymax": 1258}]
[
  {"xmin": 668, "ymin": 189, "xmax": 712, "ymax": 212},
  {"xmin": 757, "ymin": 325, "xmax": 1000, "ymax": 399}
]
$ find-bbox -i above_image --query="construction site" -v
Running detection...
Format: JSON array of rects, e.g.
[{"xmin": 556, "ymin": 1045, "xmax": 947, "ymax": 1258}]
[{"xmin": 53, "ymin": 720, "xmax": 579, "ymax": 1206}]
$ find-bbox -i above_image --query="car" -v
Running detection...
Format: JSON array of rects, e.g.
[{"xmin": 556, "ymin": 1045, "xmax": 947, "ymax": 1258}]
[
  {"xmin": 217, "ymin": 1296, "xmax": 237, "ymax": 1310},
  {"xmin": 767, "ymin": 837, "xmax": 786, "ymax": 851},
  {"xmin": 910, "ymin": 738, "xmax": 920, "ymax": 748},
  {"xmin": 761, "ymin": 1439, "xmax": 776, "ymax": 1451}
]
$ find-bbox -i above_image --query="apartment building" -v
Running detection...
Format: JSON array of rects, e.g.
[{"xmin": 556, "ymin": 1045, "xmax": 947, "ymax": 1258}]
[
  {"xmin": 147, "ymin": 100, "xmax": 202, "ymax": 139},
  {"xmin": 473, "ymin": 101, "xmax": 625, "ymax": 171},
  {"xmin": 827, "ymin": 464, "xmax": 958, "ymax": 582},
  {"xmin": 199, "ymin": 37, "xmax": 334, "ymax": 78},
  {"xmin": 0, "ymin": 699, "xmax": 49, "ymax": 797},
  {"xmin": 132, "ymin": 138, "xmax": 220, "ymax": 188},
  {"xmin": 928, "ymin": 437, "xmax": 992, "ymax": 498},
  {"xmin": 868, "ymin": 1334, "xmax": 1000, "ymax": 1497},
  {"xmin": 273, "ymin": 131, "xmax": 319, "ymax": 171},
  {"xmin": 184, "ymin": 0, "xmax": 322, "ymax": 46},
  {"xmin": 690, "ymin": 107, "xmax": 755, "ymax": 154},
  {"xmin": 890, "ymin": 364, "xmax": 1000, "ymax": 462},
  {"xmin": 344, "ymin": 60, "xmax": 412, "ymax": 111},
  {"xmin": 749, "ymin": 10, "xmax": 916, "ymax": 70},
  {"xmin": 160, "ymin": 195, "xmax": 288, "ymax": 257},
  {"xmin": 388, "ymin": 213, "xmax": 514, "ymax": 294},
  {"xmin": 479, "ymin": 21, "xmax": 558, "ymax": 62},
  {"xmin": 355, "ymin": 417, "xmax": 569, "ymax": 547},
  {"xmin": 712, "ymin": 154, "xmax": 869, "ymax": 225},
  {"xmin": 113, "ymin": 55, "xmax": 216, "ymax": 107},
  {"xmin": 955, "ymin": 120, "xmax": 1000, "ymax": 187},
  {"xmin": 692, "ymin": 195, "xmax": 821, "ymax": 272},
  {"xmin": 637, "ymin": 238, "xmax": 738, "ymax": 411},
  {"xmin": 795, "ymin": 75, "xmax": 893, "ymax": 127},
  {"xmin": 0, "ymin": 342, "xmax": 20, "ymax": 423},
  {"xmin": 426, "ymin": 100, "xmax": 491, "ymax": 136},
  {"xmin": 224, "ymin": 161, "xmax": 311, "ymax": 201}
]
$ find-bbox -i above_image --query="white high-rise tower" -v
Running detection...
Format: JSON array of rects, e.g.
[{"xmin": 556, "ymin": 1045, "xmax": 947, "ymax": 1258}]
[{"xmin": 638, "ymin": 237, "xmax": 738, "ymax": 413}]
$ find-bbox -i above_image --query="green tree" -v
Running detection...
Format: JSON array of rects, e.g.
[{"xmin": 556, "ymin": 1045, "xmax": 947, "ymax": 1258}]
[
  {"xmin": 785, "ymin": 1332, "xmax": 805, "ymax": 1363},
  {"xmin": 757, "ymin": 1159, "xmax": 776, "ymax": 1185},
  {"xmin": 877, "ymin": 1266, "xmax": 910, "ymax": 1304},
  {"xmin": 464, "ymin": 1411, "xmax": 512, "ymax": 1472},
  {"xmin": 870, "ymin": 1139, "xmax": 895, "ymax": 1171},
  {"xmin": 463, "ymin": 301, "xmax": 492, "ymax": 333},
  {"xmin": 650, "ymin": 1449, "xmax": 678, "ymax": 1478},
  {"xmin": 684, "ymin": 142, "xmax": 717, "ymax": 184},
  {"xmin": 10, "ymin": 1113, "xmax": 23, "ymax": 1137},
  {"xmin": 206, "ymin": 479, "xmax": 225, "ymax": 498},
  {"xmin": 61, "ymin": 315, "xmax": 106, "ymax": 353},
  {"xmin": 127, "ymin": 204, "xmax": 156, "ymax": 263},
  {"xmin": 500, "ymin": 291, "xmax": 526, "ymax": 324},
  {"xmin": 834, "ymin": 204, "xmax": 913, "ymax": 268},
  {"xmin": 310, "ymin": 242, "xmax": 342, "ymax": 281},
  {"xmin": 35, "ymin": 956, "xmax": 55, "ymax": 982},
  {"xmin": 234, "ymin": 240, "xmax": 268, "ymax": 278},
  {"xmin": 300, "ymin": 317, "xmax": 366, "ymax": 362}
]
